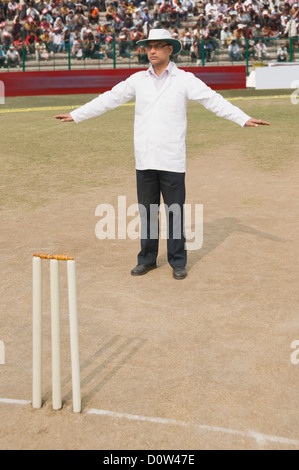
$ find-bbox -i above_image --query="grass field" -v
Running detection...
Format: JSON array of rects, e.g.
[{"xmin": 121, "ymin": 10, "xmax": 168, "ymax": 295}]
[
  {"xmin": 1, "ymin": 90, "xmax": 297, "ymax": 211},
  {"xmin": 1, "ymin": 89, "xmax": 299, "ymax": 450}
]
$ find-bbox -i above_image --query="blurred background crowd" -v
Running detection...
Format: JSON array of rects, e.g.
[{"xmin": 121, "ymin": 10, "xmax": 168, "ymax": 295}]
[{"xmin": 0, "ymin": 0, "xmax": 298, "ymax": 68}]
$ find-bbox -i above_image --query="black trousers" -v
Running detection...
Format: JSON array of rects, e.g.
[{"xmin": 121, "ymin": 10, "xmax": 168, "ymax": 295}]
[{"xmin": 136, "ymin": 169, "xmax": 187, "ymax": 268}]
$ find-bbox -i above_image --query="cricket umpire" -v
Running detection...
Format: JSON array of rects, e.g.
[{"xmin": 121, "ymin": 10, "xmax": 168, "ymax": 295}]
[{"xmin": 55, "ymin": 29, "xmax": 269, "ymax": 280}]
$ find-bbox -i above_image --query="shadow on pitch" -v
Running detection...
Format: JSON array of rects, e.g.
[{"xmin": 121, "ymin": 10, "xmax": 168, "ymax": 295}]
[
  {"xmin": 59, "ymin": 335, "xmax": 146, "ymax": 410},
  {"xmin": 187, "ymin": 217, "xmax": 288, "ymax": 270}
]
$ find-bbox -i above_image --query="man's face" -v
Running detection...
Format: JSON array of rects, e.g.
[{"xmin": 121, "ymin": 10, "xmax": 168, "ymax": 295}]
[{"xmin": 146, "ymin": 41, "xmax": 173, "ymax": 68}]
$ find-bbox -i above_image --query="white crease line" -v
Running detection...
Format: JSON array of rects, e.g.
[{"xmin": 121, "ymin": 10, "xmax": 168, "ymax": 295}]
[
  {"xmin": 0, "ymin": 398, "xmax": 31, "ymax": 405},
  {"xmin": 1, "ymin": 399, "xmax": 297, "ymax": 447},
  {"xmin": 87, "ymin": 408, "xmax": 299, "ymax": 447}
]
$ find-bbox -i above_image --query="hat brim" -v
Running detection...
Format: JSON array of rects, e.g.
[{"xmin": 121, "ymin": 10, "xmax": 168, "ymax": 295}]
[{"xmin": 136, "ymin": 37, "xmax": 182, "ymax": 55}]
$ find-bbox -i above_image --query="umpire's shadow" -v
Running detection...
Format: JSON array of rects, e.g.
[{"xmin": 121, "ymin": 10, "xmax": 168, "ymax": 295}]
[{"xmin": 187, "ymin": 217, "xmax": 288, "ymax": 271}]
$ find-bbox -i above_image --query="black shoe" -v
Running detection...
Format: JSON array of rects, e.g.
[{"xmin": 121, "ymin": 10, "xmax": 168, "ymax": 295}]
[
  {"xmin": 131, "ymin": 263, "xmax": 157, "ymax": 276},
  {"xmin": 173, "ymin": 267, "xmax": 187, "ymax": 280}
]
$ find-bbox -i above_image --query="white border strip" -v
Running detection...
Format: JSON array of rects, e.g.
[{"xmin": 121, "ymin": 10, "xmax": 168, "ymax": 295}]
[
  {"xmin": 87, "ymin": 408, "xmax": 299, "ymax": 447},
  {"xmin": 1, "ymin": 398, "xmax": 297, "ymax": 447},
  {"xmin": 0, "ymin": 398, "xmax": 31, "ymax": 405}
]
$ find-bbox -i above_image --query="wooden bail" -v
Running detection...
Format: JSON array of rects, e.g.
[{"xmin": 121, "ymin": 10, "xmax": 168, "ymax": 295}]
[{"xmin": 33, "ymin": 253, "xmax": 74, "ymax": 261}]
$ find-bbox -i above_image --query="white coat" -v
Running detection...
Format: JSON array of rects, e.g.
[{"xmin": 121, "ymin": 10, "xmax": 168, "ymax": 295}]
[
  {"xmin": 70, "ymin": 62, "xmax": 251, "ymax": 173},
  {"xmin": 284, "ymin": 19, "xmax": 298, "ymax": 38}
]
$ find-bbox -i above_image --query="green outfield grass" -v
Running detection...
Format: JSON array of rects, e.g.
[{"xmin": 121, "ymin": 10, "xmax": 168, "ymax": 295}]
[{"xmin": 1, "ymin": 90, "xmax": 297, "ymax": 210}]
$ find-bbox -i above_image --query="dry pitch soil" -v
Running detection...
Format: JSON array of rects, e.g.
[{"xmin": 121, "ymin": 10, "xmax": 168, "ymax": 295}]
[{"xmin": 0, "ymin": 93, "xmax": 299, "ymax": 450}]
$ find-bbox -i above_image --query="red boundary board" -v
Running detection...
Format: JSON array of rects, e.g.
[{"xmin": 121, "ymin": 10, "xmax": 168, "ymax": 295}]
[{"xmin": 0, "ymin": 66, "xmax": 246, "ymax": 97}]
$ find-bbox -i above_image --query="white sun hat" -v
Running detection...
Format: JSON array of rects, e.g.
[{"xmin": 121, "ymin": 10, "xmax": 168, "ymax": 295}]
[{"xmin": 137, "ymin": 28, "xmax": 182, "ymax": 55}]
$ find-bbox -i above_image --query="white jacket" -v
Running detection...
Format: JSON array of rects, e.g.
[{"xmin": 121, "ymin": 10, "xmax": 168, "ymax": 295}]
[
  {"xmin": 70, "ymin": 62, "xmax": 251, "ymax": 173},
  {"xmin": 284, "ymin": 19, "xmax": 298, "ymax": 38}
]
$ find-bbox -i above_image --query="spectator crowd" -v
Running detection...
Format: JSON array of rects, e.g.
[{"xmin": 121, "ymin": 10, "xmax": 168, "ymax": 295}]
[{"xmin": 0, "ymin": 0, "xmax": 298, "ymax": 68}]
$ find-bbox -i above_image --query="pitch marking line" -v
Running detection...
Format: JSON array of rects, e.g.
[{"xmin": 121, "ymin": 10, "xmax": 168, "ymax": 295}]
[
  {"xmin": 0, "ymin": 103, "xmax": 135, "ymax": 114},
  {"xmin": 228, "ymin": 95, "xmax": 290, "ymax": 101},
  {"xmin": 0, "ymin": 105, "xmax": 81, "ymax": 114},
  {"xmin": 87, "ymin": 408, "xmax": 299, "ymax": 447},
  {"xmin": 0, "ymin": 398, "xmax": 298, "ymax": 447},
  {"xmin": 0, "ymin": 95, "xmax": 290, "ymax": 114},
  {"xmin": 0, "ymin": 398, "xmax": 31, "ymax": 405}
]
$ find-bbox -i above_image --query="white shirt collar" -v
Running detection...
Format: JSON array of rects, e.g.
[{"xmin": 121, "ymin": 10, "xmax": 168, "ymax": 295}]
[{"xmin": 148, "ymin": 60, "xmax": 174, "ymax": 79}]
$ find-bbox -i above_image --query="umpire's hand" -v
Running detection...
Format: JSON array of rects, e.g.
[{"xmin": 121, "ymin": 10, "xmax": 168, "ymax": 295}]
[
  {"xmin": 245, "ymin": 118, "xmax": 270, "ymax": 127},
  {"xmin": 54, "ymin": 114, "xmax": 74, "ymax": 122}
]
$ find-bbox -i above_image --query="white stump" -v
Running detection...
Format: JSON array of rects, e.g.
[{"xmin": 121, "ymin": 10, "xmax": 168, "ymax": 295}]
[
  {"xmin": 32, "ymin": 256, "xmax": 42, "ymax": 409},
  {"xmin": 67, "ymin": 260, "xmax": 81, "ymax": 413},
  {"xmin": 50, "ymin": 259, "xmax": 62, "ymax": 410}
]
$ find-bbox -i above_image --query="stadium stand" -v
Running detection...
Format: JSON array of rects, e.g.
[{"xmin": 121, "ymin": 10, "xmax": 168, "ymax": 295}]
[{"xmin": 0, "ymin": 0, "xmax": 298, "ymax": 71}]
